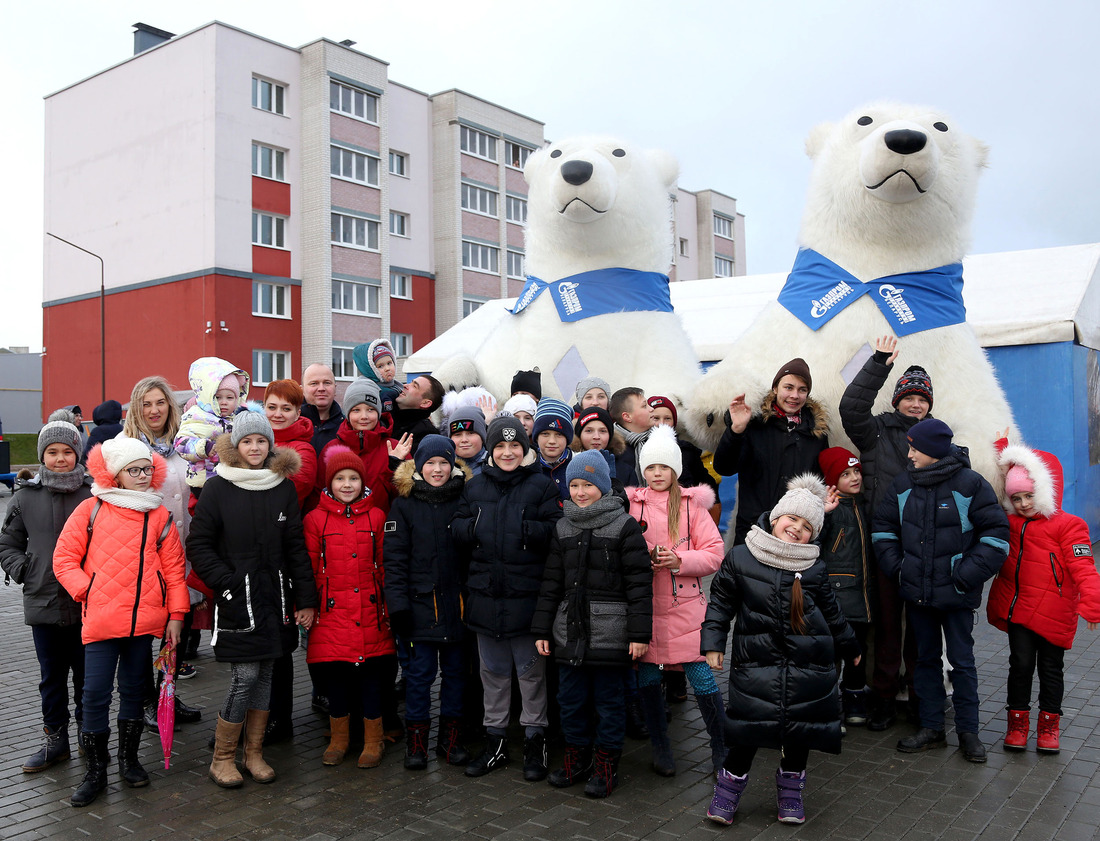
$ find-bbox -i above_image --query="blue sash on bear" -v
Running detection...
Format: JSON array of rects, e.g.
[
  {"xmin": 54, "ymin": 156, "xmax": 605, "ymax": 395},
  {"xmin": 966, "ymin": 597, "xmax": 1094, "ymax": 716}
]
[
  {"xmin": 509, "ymin": 268, "xmax": 673, "ymax": 322},
  {"xmin": 777, "ymin": 249, "xmax": 966, "ymax": 337}
]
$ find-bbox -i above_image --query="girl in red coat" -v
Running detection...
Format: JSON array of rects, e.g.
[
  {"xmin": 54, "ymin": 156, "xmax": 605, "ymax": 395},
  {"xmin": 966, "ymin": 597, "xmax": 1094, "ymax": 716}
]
[
  {"xmin": 627, "ymin": 424, "xmax": 726, "ymax": 778},
  {"xmin": 305, "ymin": 445, "xmax": 395, "ymax": 768},
  {"xmin": 316, "ymin": 379, "xmax": 412, "ymax": 516},
  {"xmin": 987, "ymin": 434, "xmax": 1100, "ymax": 753},
  {"xmin": 54, "ymin": 438, "xmax": 189, "ymax": 807}
]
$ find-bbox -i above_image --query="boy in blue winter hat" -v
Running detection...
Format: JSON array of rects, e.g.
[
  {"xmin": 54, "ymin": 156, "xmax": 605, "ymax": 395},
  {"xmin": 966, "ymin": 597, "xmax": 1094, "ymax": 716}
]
[{"xmin": 534, "ymin": 398, "xmax": 575, "ymax": 500}]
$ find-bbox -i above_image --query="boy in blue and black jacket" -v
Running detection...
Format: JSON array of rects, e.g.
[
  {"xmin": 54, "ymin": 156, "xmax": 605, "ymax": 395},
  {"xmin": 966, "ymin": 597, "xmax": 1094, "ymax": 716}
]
[{"xmin": 872, "ymin": 419, "xmax": 1008, "ymax": 764}]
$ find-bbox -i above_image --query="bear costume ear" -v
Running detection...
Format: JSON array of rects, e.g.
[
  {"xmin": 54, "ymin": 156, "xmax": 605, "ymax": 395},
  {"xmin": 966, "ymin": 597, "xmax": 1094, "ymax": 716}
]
[
  {"xmin": 645, "ymin": 148, "xmax": 679, "ymax": 189},
  {"xmin": 805, "ymin": 121, "xmax": 834, "ymax": 159}
]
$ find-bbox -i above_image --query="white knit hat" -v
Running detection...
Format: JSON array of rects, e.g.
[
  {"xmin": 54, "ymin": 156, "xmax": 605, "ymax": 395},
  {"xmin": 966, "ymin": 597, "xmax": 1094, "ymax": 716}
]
[
  {"xmin": 100, "ymin": 436, "xmax": 153, "ymax": 477},
  {"xmin": 770, "ymin": 474, "xmax": 828, "ymax": 539},
  {"xmin": 638, "ymin": 423, "xmax": 682, "ymax": 478},
  {"xmin": 502, "ymin": 394, "xmax": 537, "ymax": 417}
]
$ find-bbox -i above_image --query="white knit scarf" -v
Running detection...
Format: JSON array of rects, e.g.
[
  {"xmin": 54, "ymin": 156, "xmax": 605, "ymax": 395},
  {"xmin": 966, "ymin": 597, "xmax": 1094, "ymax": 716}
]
[
  {"xmin": 91, "ymin": 485, "xmax": 164, "ymax": 512},
  {"xmin": 744, "ymin": 525, "xmax": 819, "ymax": 573},
  {"xmin": 215, "ymin": 462, "xmax": 284, "ymax": 491}
]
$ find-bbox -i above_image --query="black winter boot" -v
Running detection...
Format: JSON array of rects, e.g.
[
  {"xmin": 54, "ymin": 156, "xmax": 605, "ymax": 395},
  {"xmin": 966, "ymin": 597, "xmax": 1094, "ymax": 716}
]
[
  {"xmin": 404, "ymin": 720, "xmax": 430, "ymax": 770},
  {"xmin": 638, "ymin": 683, "xmax": 676, "ymax": 776},
  {"xmin": 548, "ymin": 743, "xmax": 593, "ymax": 788},
  {"xmin": 522, "ymin": 733, "xmax": 548, "ymax": 782},
  {"xmin": 465, "ymin": 733, "xmax": 509, "ymax": 777},
  {"xmin": 695, "ymin": 690, "xmax": 728, "ymax": 774},
  {"xmin": 117, "ymin": 719, "xmax": 149, "ymax": 787},
  {"xmin": 583, "ymin": 746, "xmax": 621, "ymax": 798},
  {"xmin": 435, "ymin": 717, "xmax": 471, "ymax": 766},
  {"xmin": 22, "ymin": 724, "xmax": 71, "ymax": 773},
  {"xmin": 71, "ymin": 730, "xmax": 110, "ymax": 807}
]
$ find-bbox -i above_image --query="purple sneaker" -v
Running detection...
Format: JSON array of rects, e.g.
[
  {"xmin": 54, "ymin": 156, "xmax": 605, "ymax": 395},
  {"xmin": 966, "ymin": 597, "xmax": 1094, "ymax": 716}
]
[
  {"xmin": 776, "ymin": 769, "xmax": 806, "ymax": 824},
  {"xmin": 707, "ymin": 769, "xmax": 748, "ymax": 825}
]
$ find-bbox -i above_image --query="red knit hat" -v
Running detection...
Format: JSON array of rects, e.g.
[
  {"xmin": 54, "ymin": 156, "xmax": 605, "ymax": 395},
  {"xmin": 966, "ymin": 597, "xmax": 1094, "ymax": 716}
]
[
  {"xmin": 323, "ymin": 445, "xmax": 366, "ymax": 489},
  {"xmin": 647, "ymin": 396, "xmax": 678, "ymax": 427},
  {"xmin": 818, "ymin": 446, "xmax": 860, "ymax": 487}
]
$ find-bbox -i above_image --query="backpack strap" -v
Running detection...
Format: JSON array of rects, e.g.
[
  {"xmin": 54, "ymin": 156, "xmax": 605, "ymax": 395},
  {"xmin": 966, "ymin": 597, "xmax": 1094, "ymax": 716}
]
[
  {"xmin": 79, "ymin": 499, "xmax": 103, "ymax": 570},
  {"xmin": 156, "ymin": 513, "xmax": 175, "ymax": 551}
]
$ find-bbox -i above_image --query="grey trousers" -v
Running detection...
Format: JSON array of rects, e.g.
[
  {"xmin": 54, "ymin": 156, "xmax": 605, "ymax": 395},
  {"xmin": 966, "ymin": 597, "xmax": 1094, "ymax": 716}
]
[{"xmin": 477, "ymin": 634, "xmax": 547, "ymax": 736}]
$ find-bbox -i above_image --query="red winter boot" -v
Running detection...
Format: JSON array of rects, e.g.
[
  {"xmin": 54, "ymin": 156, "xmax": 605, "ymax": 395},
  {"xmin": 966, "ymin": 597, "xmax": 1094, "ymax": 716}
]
[
  {"xmin": 1003, "ymin": 710, "xmax": 1029, "ymax": 751},
  {"xmin": 1036, "ymin": 712, "xmax": 1060, "ymax": 753}
]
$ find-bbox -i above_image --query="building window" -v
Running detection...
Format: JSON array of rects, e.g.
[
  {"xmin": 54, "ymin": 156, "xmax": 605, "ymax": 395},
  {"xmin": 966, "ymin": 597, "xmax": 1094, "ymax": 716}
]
[
  {"xmin": 331, "ymin": 279, "xmax": 380, "ymax": 315},
  {"xmin": 329, "ymin": 80, "xmax": 378, "ymax": 123},
  {"xmin": 714, "ymin": 256, "xmax": 734, "ymax": 277},
  {"xmin": 462, "ymin": 241, "xmax": 499, "ymax": 274},
  {"xmin": 252, "ymin": 77, "xmax": 286, "ymax": 115},
  {"xmin": 252, "ymin": 212, "xmax": 287, "ymax": 248},
  {"xmin": 460, "ymin": 126, "xmax": 496, "ymax": 161},
  {"xmin": 331, "ymin": 213, "xmax": 380, "ymax": 250},
  {"xmin": 391, "ymin": 272, "xmax": 412, "ymax": 299},
  {"xmin": 714, "ymin": 215, "xmax": 734, "ymax": 239},
  {"xmin": 252, "ymin": 350, "xmax": 290, "ymax": 386},
  {"xmin": 506, "ymin": 196, "xmax": 527, "ymax": 224},
  {"xmin": 389, "ymin": 211, "xmax": 408, "ymax": 237},
  {"xmin": 463, "ymin": 298, "xmax": 484, "ymax": 318},
  {"xmin": 392, "ymin": 333, "xmax": 413, "ymax": 357},
  {"xmin": 505, "ymin": 141, "xmax": 533, "ymax": 170},
  {"xmin": 679, "ymin": 238, "xmax": 689, "ymax": 257},
  {"xmin": 389, "ymin": 151, "xmax": 407, "ymax": 176},
  {"xmin": 332, "ymin": 346, "xmax": 356, "ymax": 380},
  {"xmin": 252, "ymin": 281, "xmax": 290, "ymax": 318},
  {"xmin": 461, "ymin": 183, "xmax": 498, "ymax": 217},
  {"xmin": 252, "ymin": 143, "xmax": 286, "ymax": 181},
  {"xmin": 507, "ymin": 250, "xmax": 525, "ymax": 279},
  {"xmin": 331, "ymin": 145, "xmax": 380, "ymax": 186}
]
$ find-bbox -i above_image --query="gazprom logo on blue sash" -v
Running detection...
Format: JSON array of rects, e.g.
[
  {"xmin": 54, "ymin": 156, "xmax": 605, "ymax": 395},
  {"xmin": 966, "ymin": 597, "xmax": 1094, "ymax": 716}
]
[{"xmin": 509, "ymin": 269, "xmax": 674, "ymax": 323}]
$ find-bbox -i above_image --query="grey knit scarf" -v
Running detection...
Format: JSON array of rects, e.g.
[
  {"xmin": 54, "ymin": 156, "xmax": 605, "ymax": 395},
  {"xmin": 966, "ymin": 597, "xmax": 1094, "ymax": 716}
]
[
  {"xmin": 744, "ymin": 525, "xmax": 819, "ymax": 573},
  {"xmin": 562, "ymin": 495, "xmax": 626, "ymax": 531},
  {"xmin": 38, "ymin": 466, "xmax": 87, "ymax": 494}
]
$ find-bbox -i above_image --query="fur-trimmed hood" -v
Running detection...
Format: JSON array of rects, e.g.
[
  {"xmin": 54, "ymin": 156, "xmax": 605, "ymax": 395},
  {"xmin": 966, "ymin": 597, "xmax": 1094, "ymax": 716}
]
[
  {"xmin": 187, "ymin": 356, "xmax": 249, "ymax": 415},
  {"xmin": 998, "ymin": 443, "xmax": 1061, "ymax": 518},
  {"xmin": 213, "ymin": 433, "xmax": 302, "ymax": 478},
  {"xmin": 392, "ymin": 457, "xmax": 473, "ymax": 499},
  {"xmin": 760, "ymin": 394, "xmax": 829, "ymax": 439},
  {"xmin": 86, "ymin": 445, "xmax": 168, "ymax": 491}
]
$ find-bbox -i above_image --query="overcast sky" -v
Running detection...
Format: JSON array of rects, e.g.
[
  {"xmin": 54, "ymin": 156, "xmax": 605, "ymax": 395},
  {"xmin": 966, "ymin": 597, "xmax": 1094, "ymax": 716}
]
[{"xmin": 3, "ymin": 0, "xmax": 1097, "ymax": 351}]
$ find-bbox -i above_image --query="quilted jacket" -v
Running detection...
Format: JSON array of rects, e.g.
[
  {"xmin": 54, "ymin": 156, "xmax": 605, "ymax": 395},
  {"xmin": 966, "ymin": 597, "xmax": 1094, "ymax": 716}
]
[
  {"xmin": 316, "ymin": 414, "xmax": 398, "ymax": 515},
  {"xmin": 304, "ymin": 487, "xmax": 394, "ymax": 663},
  {"xmin": 52, "ymin": 449, "xmax": 189, "ymax": 644},
  {"xmin": 0, "ymin": 471, "xmax": 93, "ymax": 626},
  {"xmin": 272, "ymin": 415, "xmax": 317, "ymax": 509},
  {"xmin": 987, "ymin": 440, "xmax": 1100, "ymax": 649}
]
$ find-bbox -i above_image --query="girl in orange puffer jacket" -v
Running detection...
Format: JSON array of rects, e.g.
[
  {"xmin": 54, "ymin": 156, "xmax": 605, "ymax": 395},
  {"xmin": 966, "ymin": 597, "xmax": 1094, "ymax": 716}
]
[{"xmin": 54, "ymin": 437, "xmax": 189, "ymax": 807}]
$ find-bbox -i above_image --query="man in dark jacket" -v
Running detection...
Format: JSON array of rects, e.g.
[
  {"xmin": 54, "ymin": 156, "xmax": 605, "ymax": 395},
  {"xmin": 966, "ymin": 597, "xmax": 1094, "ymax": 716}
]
[
  {"xmin": 872, "ymin": 419, "xmax": 1009, "ymax": 764},
  {"xmin": 839, "ymin": 335, "xmax": 934, "ymax": 730},
  {"xmin": 391, "ymin": 375, "xmax": 443, "ymax": 450},
  {"xmin": 302, "ymin": 363, "xmax": 344, "ymax": 454}
]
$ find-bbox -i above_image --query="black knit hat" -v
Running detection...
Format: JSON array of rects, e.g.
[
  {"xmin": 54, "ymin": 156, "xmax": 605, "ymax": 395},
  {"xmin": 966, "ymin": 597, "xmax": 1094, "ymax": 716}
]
[
  {"xmin": 486, "ymin": 415, "xmax": 530, "ymax": 455},
  {"xmin": 907, "ymin": 418, "xmax": 953, "ymax": 459},
  {"xmin": 575, "ymin": 407, "xmax": 615, "ymax": 439},
  {"xmin": 510, "ymin": 369, "xmax": 542, "ymax": 401},
  {"xmin": 414, "ymin": 434, "xmax": 457, "ymax": 473},
  {"xmin": 892, "ymin": 365, "xmax": 934, "ymax": 410}
]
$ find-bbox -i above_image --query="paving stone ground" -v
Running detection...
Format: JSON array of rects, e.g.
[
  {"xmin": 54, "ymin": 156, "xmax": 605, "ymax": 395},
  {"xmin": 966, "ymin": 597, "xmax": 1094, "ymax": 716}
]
[{"xmin": 1, "ymin": 489, "xmax": 1099, "ymax": 841}]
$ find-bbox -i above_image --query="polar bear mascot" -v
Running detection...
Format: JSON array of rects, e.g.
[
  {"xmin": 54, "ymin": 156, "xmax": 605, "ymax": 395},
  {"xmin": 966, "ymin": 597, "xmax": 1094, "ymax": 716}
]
[
  {"xmin": 686, "ymin": 102, "xmax": 1015, "ymax": 484},
  {"xmin": 431, "ymin": 137, "xmax": 702, "ymax": 408}
]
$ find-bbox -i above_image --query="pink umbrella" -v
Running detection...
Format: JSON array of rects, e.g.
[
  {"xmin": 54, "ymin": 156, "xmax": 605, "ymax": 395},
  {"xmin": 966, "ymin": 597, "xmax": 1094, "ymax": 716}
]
[{"xmin": 153, "ymin": 641, "xmax": 177, "ymax": 769}]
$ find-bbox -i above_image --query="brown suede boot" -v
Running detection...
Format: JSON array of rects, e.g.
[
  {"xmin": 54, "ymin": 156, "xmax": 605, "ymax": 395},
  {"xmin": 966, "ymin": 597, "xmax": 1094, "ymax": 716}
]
[
  {"xmin": 359, "ymin": 717, "xmax": 385, "ymax": 768},
  {"xmin": 209, "ymin": 716, "xmax": 244, "ymax": 788},
  {"xmin": 323, "ymin": 715, "xmax": 350, "ymax": 766},
  {"xmin": 242, "ymin": 710, "xmax": 276, "ymax": 783}
]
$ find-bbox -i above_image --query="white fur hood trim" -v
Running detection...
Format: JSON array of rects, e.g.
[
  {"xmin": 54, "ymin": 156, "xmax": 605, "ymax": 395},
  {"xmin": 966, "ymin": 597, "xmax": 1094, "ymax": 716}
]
[{"xmin": 998, "ymin": 444, "xmax": 1058, "ymax": 517}]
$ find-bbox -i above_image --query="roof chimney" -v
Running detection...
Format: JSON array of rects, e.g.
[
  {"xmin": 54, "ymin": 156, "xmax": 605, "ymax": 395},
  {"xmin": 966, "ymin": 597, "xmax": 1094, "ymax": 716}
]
[{"xmin": 133, "ymin": 23, "xmax": 175, "ymax": 55}]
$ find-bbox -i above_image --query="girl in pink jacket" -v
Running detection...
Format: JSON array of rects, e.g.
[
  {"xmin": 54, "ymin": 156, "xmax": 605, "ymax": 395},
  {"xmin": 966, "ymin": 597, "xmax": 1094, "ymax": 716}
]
[{"xmin": 627, "ymin": 424, "xmax": 726, "ymax": 777}]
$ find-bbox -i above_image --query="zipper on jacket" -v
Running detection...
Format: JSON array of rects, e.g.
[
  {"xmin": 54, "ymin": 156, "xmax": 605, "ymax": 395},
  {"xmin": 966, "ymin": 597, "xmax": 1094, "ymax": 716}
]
[
  {"xmin": 853, "ymin": 505, "xmax": 871, "ymax": 620},
  {"xmin": 130, "ymin": 514, "xmax": 150, "ymax": 637},
  {"xmin": 1007, "ymin": 519, "xmax": 1028, "ymax": 621},
  {"xmin": 278, "ymin": 571, "xmax": 288, "ymax": 624},
  {"xmin": 831, "ymin": 528, "xmax": 845, "ymax": 554},
  {"xmin": 156, "ymin": 571, "xmax": 167, "ymax": 606},
  {"xmin": 84, "ymin": 572, "xmax": 97, "ymax": 617},
  {"xmin": 1049, "ymin": 553, "xmax": 1063, "ymax": 595}
]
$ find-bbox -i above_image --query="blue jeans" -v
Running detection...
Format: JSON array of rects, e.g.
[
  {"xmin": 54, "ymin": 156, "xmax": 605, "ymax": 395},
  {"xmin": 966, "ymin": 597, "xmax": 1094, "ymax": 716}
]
[
  {"xmin": 405, "ymin": 641, "xmax": 465, "ymax": 722},
  {"xmin": 31, "ymin": 624, "xmax": 85, "ymax": 729},
  {"xmin": 907, "ymin": 605, "xmax": 980, "ymax": 733},
  {"xmin": 83, "ymin": 636, "xmax": 153, "ymax": 734},
  {"xmin": 557, "ymin": 663, "xmax": 627, "ymax": 750}
]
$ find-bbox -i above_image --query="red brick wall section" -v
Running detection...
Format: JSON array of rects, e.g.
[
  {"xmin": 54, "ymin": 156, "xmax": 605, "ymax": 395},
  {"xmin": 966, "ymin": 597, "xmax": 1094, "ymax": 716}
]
[{"xmin": 252, "ymin": 176, "xmax": 290, "ymax": 216}]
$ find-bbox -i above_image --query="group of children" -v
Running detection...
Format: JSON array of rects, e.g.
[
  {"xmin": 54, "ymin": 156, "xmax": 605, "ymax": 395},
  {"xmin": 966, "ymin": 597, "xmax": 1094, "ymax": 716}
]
[{"xmin": 2, "ymin": 337, "xmax": 1098, "ymax": 826}]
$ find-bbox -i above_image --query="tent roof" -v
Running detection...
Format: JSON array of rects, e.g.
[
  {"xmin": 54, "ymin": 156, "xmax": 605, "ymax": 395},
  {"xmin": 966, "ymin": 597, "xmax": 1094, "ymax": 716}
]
[{"xmin": 407, "ymin": 242, "xmax": 1100, "ymax": 373}]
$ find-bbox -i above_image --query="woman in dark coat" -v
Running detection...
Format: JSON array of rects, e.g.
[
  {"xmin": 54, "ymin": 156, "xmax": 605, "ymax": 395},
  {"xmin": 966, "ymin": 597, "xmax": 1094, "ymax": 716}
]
[
  {"xmin": 186, "ymin": 411, "xmax": 317, "ymax": 788},
  {"xmin": 701, "ymin": 476, "xmax": 858, "ymax": 827}
]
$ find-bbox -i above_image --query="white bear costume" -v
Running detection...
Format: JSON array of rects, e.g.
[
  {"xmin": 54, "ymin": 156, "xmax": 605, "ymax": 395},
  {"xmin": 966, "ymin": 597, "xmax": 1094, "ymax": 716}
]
[
  {"xmin": 686, "ymin": 103, "xmax": 1015, "ymax": 484},
  {"xmin": 432, "ymin": 137, "xmax": 702, "ymax": 408}
]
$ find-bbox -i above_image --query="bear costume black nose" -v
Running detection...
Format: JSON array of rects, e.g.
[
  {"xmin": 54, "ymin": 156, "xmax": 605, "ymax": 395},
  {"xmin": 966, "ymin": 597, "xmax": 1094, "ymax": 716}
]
[
  {"xmin": 561, "ymin": 159, "xmax": 593, "ymax": 186},
  {"xmin": 884, "ymin": 129, "xmax": 927, "ymax": 155}
]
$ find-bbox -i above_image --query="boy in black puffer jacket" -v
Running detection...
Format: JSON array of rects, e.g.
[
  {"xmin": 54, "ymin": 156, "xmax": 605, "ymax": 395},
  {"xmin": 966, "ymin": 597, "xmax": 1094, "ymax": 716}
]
[
  {"xmin": 533, "ymin": 451, "xmax": 653, "ymax": 798},
  {"xmin": 818, "ymin": 447, "xmax": 876, "ymax": 728},
  {"xmin": 384, "ymin": 435, "xmax": 472, "ymax": 770},
  {"xmin": 873, "ymin": 419, "xmax": 1008, "ymax": 765},
  {"xmin": 452, "ymin": 415, "xmax": 562, "ymax": 782}
]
